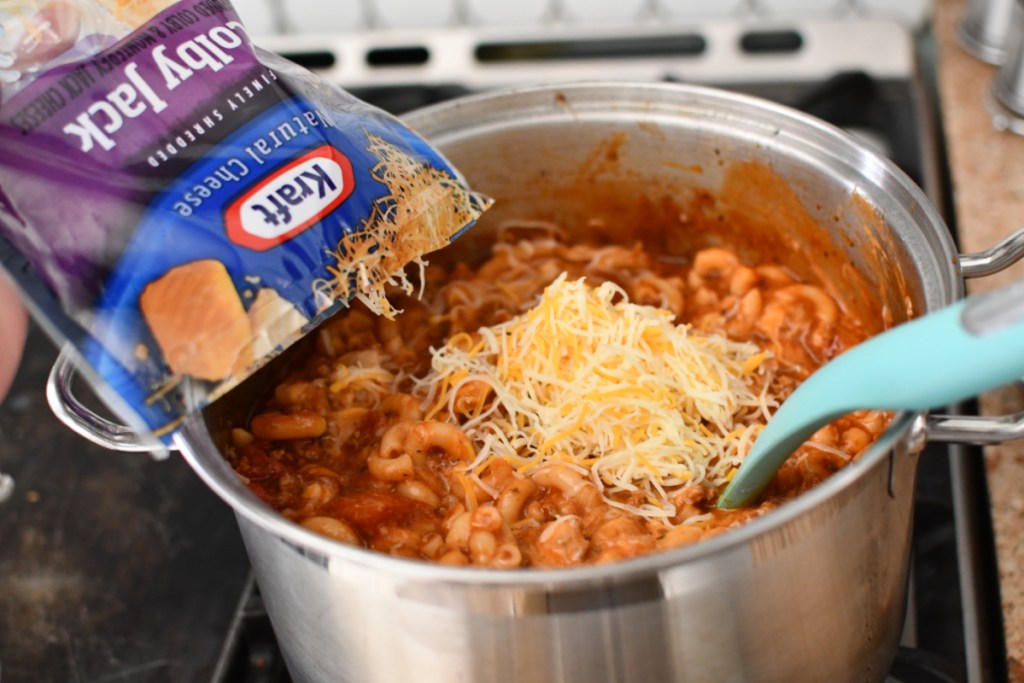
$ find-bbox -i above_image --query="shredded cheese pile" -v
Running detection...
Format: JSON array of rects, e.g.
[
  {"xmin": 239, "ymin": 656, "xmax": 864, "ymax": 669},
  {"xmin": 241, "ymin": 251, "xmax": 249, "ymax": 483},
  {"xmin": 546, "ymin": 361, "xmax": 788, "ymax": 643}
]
[{"xmin": 422, "ymin": 274, "xmax": 776, "ymax": 518}]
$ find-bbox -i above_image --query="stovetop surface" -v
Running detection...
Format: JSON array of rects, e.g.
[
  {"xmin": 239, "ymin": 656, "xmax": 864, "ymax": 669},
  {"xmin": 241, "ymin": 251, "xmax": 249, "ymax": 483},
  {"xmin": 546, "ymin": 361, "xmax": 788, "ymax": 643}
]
[{"xmin": 0, "ymin": 332, "xmax": 250, "ymax": 683}]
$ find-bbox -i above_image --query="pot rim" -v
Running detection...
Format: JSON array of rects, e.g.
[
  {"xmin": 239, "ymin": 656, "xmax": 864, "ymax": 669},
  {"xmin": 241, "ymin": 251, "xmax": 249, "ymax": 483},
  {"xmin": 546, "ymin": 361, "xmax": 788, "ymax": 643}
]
[{"xmin": 179, "ymin": 81, "xmax": 957, "ymax": 588}]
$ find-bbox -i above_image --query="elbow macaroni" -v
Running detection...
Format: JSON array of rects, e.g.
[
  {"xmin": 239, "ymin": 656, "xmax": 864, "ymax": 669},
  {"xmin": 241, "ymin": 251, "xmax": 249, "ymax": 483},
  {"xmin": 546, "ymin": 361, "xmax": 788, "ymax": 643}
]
[{"xmin": 226, "ymin": 236, "xmax": 888, "ymax": 568}]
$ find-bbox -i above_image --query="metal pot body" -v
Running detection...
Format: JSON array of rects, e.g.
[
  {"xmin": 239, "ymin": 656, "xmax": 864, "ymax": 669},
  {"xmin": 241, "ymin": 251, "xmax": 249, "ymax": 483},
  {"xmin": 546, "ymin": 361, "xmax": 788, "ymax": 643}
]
[
  {"xmin": 232, "ymin": 441, "xmax": 914, "ymax": 683},
  {"xmin": 178, "ymin": 82, "xmax": 963, "ymax": 683}
]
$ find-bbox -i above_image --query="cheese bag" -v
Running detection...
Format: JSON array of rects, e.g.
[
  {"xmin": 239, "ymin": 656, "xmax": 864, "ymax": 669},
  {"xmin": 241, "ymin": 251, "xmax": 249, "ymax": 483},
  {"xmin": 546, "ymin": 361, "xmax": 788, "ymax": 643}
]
[{"xmin": 0, "ymin": 0, "xmax": 491, "ymax": 451}]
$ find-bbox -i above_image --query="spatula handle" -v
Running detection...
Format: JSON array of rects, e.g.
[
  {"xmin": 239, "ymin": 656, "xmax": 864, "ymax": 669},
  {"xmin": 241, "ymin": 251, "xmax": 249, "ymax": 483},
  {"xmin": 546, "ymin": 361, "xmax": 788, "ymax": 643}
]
[{"xmin": 839, "ymin": 278, "xmax": 1024, "ymax": 411}]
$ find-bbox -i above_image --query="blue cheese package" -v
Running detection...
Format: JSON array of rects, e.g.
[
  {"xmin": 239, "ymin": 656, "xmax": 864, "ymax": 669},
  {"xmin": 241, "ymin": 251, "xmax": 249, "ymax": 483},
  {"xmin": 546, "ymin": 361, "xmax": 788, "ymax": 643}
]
[{"xmin": 0, "ymin": 0, "xmax": 491, "ymax": 451}]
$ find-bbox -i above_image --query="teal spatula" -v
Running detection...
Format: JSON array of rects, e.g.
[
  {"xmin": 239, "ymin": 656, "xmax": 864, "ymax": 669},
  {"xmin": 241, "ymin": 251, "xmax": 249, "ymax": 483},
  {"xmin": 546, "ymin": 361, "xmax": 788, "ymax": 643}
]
[{"xmin": 717, "ymin": 278, "xmax": 1024, "ymax": 509}]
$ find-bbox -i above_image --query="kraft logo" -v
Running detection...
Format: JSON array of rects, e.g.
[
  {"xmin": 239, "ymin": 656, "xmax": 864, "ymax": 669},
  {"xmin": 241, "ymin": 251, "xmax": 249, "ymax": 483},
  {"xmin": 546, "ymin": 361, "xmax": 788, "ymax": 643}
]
[{"xmin": 225, "ymin": 145, "xmax": 355, "ymax": 251}]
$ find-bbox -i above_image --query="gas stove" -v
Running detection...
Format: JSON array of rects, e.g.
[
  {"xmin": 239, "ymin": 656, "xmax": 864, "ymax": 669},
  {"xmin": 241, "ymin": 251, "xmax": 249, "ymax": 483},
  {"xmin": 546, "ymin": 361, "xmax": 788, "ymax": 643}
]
[
  {"xmin": 216, "ymin": 20, "xmax": 1009, "ymax": 683},
  {"xmin": 0, "ymin": 18, "xmax": 1008, "ymax": 683}
]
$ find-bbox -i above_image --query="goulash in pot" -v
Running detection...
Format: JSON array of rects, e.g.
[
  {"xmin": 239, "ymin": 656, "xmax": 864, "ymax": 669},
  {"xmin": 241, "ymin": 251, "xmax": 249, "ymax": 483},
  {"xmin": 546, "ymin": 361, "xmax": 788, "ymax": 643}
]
[{"xmin": 225, "ymin": 231, "xmax": 890, "ymax": 568}]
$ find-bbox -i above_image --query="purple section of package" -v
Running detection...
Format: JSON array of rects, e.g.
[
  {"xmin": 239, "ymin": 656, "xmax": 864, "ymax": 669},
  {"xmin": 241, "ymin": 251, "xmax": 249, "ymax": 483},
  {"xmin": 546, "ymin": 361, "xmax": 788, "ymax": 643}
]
[{"xmin": 0, "ymin": 0, "xmax": 261, "ymax": 308}]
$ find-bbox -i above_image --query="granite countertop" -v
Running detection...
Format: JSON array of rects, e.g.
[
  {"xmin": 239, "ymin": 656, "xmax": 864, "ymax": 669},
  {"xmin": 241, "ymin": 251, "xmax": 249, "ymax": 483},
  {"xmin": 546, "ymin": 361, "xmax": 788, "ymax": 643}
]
[{"xmin": 934, "ymin": 0, "xmax": 1024, "ymax": 679}]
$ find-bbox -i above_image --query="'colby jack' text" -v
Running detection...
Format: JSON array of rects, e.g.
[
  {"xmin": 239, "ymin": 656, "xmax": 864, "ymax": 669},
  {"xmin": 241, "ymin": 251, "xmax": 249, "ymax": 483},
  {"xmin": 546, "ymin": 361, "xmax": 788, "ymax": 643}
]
[{"xmin": 61, "ymin": 20, "xmax": 253, "ymax": 153}]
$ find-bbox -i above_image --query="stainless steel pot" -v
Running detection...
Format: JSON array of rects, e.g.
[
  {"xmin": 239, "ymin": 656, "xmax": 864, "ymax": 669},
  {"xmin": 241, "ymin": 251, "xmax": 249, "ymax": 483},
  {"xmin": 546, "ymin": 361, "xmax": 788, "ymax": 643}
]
[{"xmin": 48, "ymin": 82, "xmax": 1024, "ymax": 683}]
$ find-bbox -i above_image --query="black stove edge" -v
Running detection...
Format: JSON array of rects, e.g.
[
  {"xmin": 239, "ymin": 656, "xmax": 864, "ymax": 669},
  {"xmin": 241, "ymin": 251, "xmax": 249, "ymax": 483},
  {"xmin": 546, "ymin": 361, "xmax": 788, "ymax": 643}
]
[
  {"xmin": 951, "ymin": 439, "xmax": 1010, "ymax": 683},
  {"xmin": 916, "ymin": 27, "xmax": 1010, "ymax": 683}
]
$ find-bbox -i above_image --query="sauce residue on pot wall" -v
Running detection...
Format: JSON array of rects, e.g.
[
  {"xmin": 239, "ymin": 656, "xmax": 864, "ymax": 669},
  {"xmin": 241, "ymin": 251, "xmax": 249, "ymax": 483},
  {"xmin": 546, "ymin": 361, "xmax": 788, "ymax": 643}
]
[
  {"xmin": 452, "ymin": 131, "xmax": 900, "ymax": 337},
  {"xmin": 715, "ymin": 160, "xmax": 898, "ymax": 335},
  {"xmin": 847, "ymin": 191, "xmax": 917, "ymax": 329}
]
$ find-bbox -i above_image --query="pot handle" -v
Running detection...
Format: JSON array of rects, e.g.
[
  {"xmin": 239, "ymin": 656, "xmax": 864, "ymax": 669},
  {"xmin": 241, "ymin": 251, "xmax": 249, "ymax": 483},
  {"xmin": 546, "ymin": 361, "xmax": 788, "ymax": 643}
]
[
  {"xmin": 958, "ymin": 228, "xmax": 1024, "ymax": 278},
  {"xmin": 46, "ymin": 345, "xmax": 172, "ymax": 453},
  {"xmin": 927, "ymin": 230, "xmax": 1024, "ymax": 443},
  {"xmin": 925, "ymin": 410, "xmax": 1024, "ymax": 444}
]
